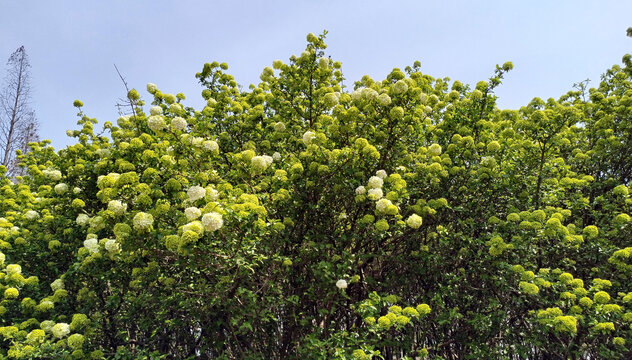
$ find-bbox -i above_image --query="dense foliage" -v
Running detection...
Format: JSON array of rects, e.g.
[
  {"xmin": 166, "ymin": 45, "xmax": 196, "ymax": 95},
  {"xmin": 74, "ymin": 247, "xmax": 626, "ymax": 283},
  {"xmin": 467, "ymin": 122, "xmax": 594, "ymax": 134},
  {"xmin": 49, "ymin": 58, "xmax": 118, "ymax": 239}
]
[{"xmin": 0, "ymin": 33, "xmax": 631, "ymax": 359}]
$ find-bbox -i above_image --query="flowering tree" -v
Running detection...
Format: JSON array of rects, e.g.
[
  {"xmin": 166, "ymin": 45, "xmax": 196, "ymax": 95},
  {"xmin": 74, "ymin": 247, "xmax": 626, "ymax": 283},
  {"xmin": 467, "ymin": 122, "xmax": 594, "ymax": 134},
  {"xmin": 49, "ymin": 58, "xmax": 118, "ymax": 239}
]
[{"xmin": 0, "ymin": 32, "xmax": 631, "ymax": 359}]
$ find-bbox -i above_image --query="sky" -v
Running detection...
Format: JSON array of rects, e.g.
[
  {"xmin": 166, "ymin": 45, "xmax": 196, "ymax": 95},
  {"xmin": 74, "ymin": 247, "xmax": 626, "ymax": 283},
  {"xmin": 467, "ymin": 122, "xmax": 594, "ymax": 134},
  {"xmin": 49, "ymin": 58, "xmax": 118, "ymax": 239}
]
[{"xmin": 1, "ymin": 1, "xmax": 631, "ymax": 149}]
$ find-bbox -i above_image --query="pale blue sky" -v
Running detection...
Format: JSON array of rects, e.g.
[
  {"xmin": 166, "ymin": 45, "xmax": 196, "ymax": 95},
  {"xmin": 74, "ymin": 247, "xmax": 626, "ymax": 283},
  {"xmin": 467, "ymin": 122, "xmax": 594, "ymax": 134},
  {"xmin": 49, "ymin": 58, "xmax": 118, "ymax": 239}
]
[{"xmin": 1, "ymin": 1, "xmax": 631, "ymax": 149}]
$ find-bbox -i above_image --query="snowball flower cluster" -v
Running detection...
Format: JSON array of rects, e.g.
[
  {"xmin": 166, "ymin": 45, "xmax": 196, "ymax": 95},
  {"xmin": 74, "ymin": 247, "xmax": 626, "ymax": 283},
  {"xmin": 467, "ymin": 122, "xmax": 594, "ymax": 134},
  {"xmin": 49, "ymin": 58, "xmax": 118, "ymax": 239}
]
[
  {"xmin": 171, "ymin": 117, "xmax": 187, "ymax": 131},
  {"xmin": 406, "ymin": 214, "xmax": 423, "ymax": 229},
  {"xmin": 187, "ymin": 186, "xmax": 207, "ymax": 202},
  {"xmin": 355, "ymin": 186, "xmax": 366, "ymax": 195},
  {"xmin": 76, "ymin": 214, "xmax": 90, "ymax": 226},
  {"xmin": 377, "ymin": 93, "xmax": 392, "ymax": 106},
  {"xmin": 84, "ymin": 238, "xmax": 99, "ymax": 253},
  {"xmin": 50, "ymin": 279, "xmax": 64, "ymax": 291},
  {"xmin": 54, "ymin": 183, "xmax": 68, "ymax": 194},
  {"xmin": 149, "ymin": 106, "xmax": 163, "ymax": 115},
  {"xmin": 367, "ymin": 176, "xmax": 383, "ymax": 189},
  {"xmin": 274, "ymin": 122, "xmax": 286, "ymax": 132},
  {"xmin": 251, "ymin": 155, "xmax": 273, "ymax": 172},
  {"xmin": 6, "ymin": 264, "xmax": 21, "ymax": 275},
  {"xmin": 376, "ymin": 199, "xmax": 395, "ymax": 214},
  {"xmin": 105, "ymin": 239, "xmax": 120, "ymax": 253},
  {"xmin": 368, "ymin": 188, "xmax": 383, "ymax": 200},
  {"xmin": 376, "ymin": 170, "xmax": 387, "ymax": 179},
  {"xmin": 147, "ymin": 115, "xmax": 166, "ymax": 131},
  {"xmin": 428, "ymin": 143, "xmax": 442, "ymax": 156},
  {"xmin": 203, "ymin": 140, "xmax": 219, "ymax": 151},
  {"xmin": 185, "ymin": 207, "xmax": 202, "ymax": 221},
  {"xmin": 43, "ymin": 169, "xmax": 62, "ymax": 180},
  {"xmin": 302, "ymin": 131, "xmax": 316, "ymax": 146},
  {"xmin": 336, "ymin": 279, "xmax": 348, "ymax": 289},
  {"xmin": 273, "ymin": 152, "xmax": 281, "ymax": 161},
  {"xmin": 147, "ymin": 83, "xmax": 158, "ymax": 94},
  {"xmin": 25, "ymin": 210, "xmax": 39, "ymax": 220},
  {"xmin": 201, "ymin": 212, "xmax": 223, "ymax": 232},
  {"xmin": 393, "ymin": 79, "xmax": 408, "ymax": 94},
  {"xmin": 108, "ymin": 200, "xmax": 127, "ymax": 215},
  {"xmin": 51, "ymin": 323, "xmax": 70, "ymax": 339},
  {"xmin": 133, "ymin": 212, "xmax": 154, "ymax": 231}
]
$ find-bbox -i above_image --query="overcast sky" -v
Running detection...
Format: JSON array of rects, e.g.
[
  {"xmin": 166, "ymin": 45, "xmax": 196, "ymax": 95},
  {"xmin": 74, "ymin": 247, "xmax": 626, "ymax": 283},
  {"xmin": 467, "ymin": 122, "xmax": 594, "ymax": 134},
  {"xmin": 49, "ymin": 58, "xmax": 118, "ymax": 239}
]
[{"xmin": 1, "ymin": 1, "xmax": 631, "ymax": 149}]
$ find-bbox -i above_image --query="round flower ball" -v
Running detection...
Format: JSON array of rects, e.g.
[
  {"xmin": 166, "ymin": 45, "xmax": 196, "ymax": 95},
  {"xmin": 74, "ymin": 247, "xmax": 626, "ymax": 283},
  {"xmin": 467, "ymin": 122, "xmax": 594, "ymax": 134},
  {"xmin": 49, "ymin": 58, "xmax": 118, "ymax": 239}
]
[
  {"xmin": 201, "ymin": 212, "xmax": 223, "ymax": 232},
  {"xmin": 406, "ymin": 214, "xmax": 423, "ymax": 229},
  {"xmin": 336, "ymin": 279, "xmax": 348, "ymax": 289}
]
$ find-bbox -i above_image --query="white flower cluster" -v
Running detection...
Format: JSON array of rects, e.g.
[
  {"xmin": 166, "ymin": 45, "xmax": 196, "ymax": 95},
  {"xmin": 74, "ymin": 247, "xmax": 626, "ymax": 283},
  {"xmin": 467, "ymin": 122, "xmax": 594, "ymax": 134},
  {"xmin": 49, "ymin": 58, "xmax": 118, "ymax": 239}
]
[
  {"xmin": 147, "ymin": 83, "xmax": 158, "ymax": 94},
  {"xmin": 377, "ymin": 93, "xmax": 392, "ymax": 106},
  {"xmin": 25, "ymin": 210, "xmax": 39, "ymax": 220},
  {"xmin": 376, "ymin": 198, "xmax": 394, "ymax": 213},
  {"xmin": 336, "ymin": 279, "xmax": 348, "ymax": 289},
  {"xmin": 184, "ymin": 207, "xmax": 201, "ymax": 221},
  {"xmin": 108, "ymin": 200, "xmax": 127, "ymax": 215},
  {"xmin": 76, "ymin": 214, "xmax": 90, "ymax": 226},
  {"xmin": 51, "ymin": 323, "xmax": 70, "ymax": 339},
  {"xmin": 302, "ymin": 131, "xmax": 316, "ymax": 146},
  {"xmin": 84, "ymin": 238, "xmax": 99, "ymax": 253},
  {"xmin": 201, "ymin": 212, "xmax": 223, "ymax": 232},
  {"xmin": 133, "ymin": 212, "xmax": 154, "ymax": 231},
  {"xmin": 251, "ymin": 155, "xmax": 273, "ymax": 172},
  {"xmin": 171, "ymin": 117, "xmax": 187, "ymax": 131},
  {"xmin": 428, "ymin": 143, "xmax": 442, "ymax": 156},
  {"xmin": 105, "ymin": 239, "xmax": 120, "ymax": 253},
  {"xmin": 366, "ymin": 174, "xmax": 384, "ymax": 200},
  {"xmin": 393, "ymin": 79, "xmax": 409, "ymax": 94},
  {"xmin": 43, "ymin": 169, "xmax": 62, "ymax": 181},
  {"xmin": 406, "ymin": 214, "xmax": 423, "ymax": 229},
  {"xmin": 273, "ymin": 152, "xmax": 281, "ymax": 161},
  {"xmin": 187, "ymin": 186, "xmax": 206, "ymax": 202},
  {"xmin": 51, "ymin": 279, "xmax": 64, "ymax": 291},
  {"xmin": 0, "ymin": 252, "xmax": 5, "ymax": 265},
  {"xmin": 203, "ymin": 140, "xmax": 219, "ymax": 152},
  {"xmin": 206, "ymin": 187, "xmax": 219, "ymax": 201},
  {"xmin": 355, "ymin": 186, "xmax": 366, "ymax": 195},
  {"xmin": 150, "ymin": 106, "xmax": 163, "ymax": 115},
  {"xmin": 95, "ymin": 148, "xmax": 110, "ymax": 157},
  {"xmin": 54, "ymin": 183, "xmax": 68, "ymax": 194},
  {"xmin": 6, "ymin": 264, "xmax": 21, "ymax": 275},
  {"xmin": 351, "ymin": 88, "xmax": 379, "ymax": 103},
  {"xmin": 147, "ymin": 115, "xmax": 166, "ymax": 131},
  {"xmin": 274, "ymin": 122, "xmax": 286, "ymax": 132}
]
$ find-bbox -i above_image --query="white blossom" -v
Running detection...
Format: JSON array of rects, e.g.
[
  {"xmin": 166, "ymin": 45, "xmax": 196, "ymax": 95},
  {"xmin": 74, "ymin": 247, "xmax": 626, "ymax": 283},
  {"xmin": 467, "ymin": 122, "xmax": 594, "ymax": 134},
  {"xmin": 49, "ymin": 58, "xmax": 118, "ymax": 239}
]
[
  {"xmin": 367, "ymin": 176, "xmax": 383, "ymax": 189},
  {"xmin": 376, "ymin": 170, "xmax": 388, "ymax": 179},
  {"xmin": 184, "ymin": 207, "xmax": 202, "ymax": 221},
  {"xmin": 133, "ymin": 212, "xmax": 154, "ymax": 230},
  {"xmin": 55, "ymin": 183, "xmax": 68, "ymax": 194},
  {"xmin": 105, "ymin": 239, "xmax": 120, "ymax": 253},
  {"xmin": 302, "ymin": 131, "xmax": 316, "ymax": 146},
  {"xmin": 355, "ymin": 186, "xmax": 366, "ymax": 195},
  {"xmin": 84, "ymin": 238, "xmax": 99, "ymax": 253},
  {"xmin": 149, "ymin": 106, "xmax": 163, "ymax": 116},
  {"xmin": 76, "ymin": 214, "xmax": 90, "ymax": 226},
  {"xmin": 376, "ymin": 198, "xmax": 394, "ymax": 213},
  {"xmin": 201, "ymin": 212, "xmax": 223, "ymax": 232},
  {"xmin": 171, "ymin": 117, "xmax": 187, "ymax": 131},
  {"xmin": 367, "ymin": 188, "xmax": 383, "ymax": 200},
  {"xmin": 50, "ymin": 279, "xmax": 64, "ymax": 291},
  {"xmin": 203, "ymin": 140, "xmax": 219, "ymax": 151},
  {"xmin": 147, "ymin": 115, "xmax": 166, "ymax": 131},
  {"xmin": 51, "ymin": 323, "xmax": 70, "ymax": 339},
  {"xmin": 25, "ymin": 210, "xmax": 39, "ymax": 220},
  {"xmin": 107, "ymin": 200, "xmax": 127, "ymax": 215},
  {"xmin": 187, "ymin": 186, "xmax": 206, "ymax": 202},
  {"xmin": 406, "ymin": 214, "xmax": 423, "ymax": 229},
  {"xmin": 336, "ymin": 279, "xmax": 348, "ymax": 289}
]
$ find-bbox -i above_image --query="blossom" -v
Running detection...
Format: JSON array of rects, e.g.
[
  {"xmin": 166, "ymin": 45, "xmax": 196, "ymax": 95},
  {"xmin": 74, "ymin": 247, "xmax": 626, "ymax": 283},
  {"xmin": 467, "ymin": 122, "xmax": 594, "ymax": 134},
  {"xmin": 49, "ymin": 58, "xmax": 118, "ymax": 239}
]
[
  {"xmin": 273, "ymin": 152, "xmax": 281, "ymax": 161},
  {"xmin": 428, "ymin": 143, "xmax": 442, "ymax": 156},
  {"xmin": 367, "ymin": 176, "xmax": 383, "ymax": 189},
  {"xmin": 206, "ymin": 187, "xmax": 219, "ymax": 201},
  {"xmin": 51, "ymin": 279, "xmax": 64, "ymax": 291},
  {"xmin": 149, "ymin": 106, "xmax": 163, "ymax": 116},
  {"xmin": 202, "ymin": 212, "xmax": 223, "ymax": 231},
  {"xmin": 355, "ymin": 186, "xmax": 366, "ymax": 195},
  {"xmin": 133, "ymin": 212, "xmax": 154, "ymax": 231},
  {"xmin": 252, "ymin": 155, "xmax": 273, "ymax": 172},
  {"xmin": 51, "ymin": 323, "xmax": 70, "ymax": 339},
  {"xmin": 4, "ymin": 287, "xmax": 18, "ymax": 299},
  {"xmin": 54, "ymin": 183, "xmax": 68, "ymax": 194},
  {"xmin": 171, "ymin": 117, "xmax": 187, "ymax": 131},
  {"xmin": 324, "ymin": 92, "xmax": 339, "ymax": 107},
  {"xmin": 84, "ymin": 238, "xmax": 99, "ymax": 253},
  {"xmin": 377, "ymin": 93, "xmax": 391, "ymax": 106},
  {"xmin": 184, "ymin": 207, "xmax": 201, "ymax": 221},
  {"xmin": 406, "ymin": 214, "xmax": 423, "ymax": 229},
  {"xmin": 147, "ymin": 83, "xmax": 158, "ymax": 94},
  {"xmin": 147, "ymin": 115, "xmax": 166, "ymax": 131},
  {"xmin": 43, "ymin": 169, "xmax": 62, "ymax": 180},
  {"xmin": 336, "ymin": 279, "xmax": 348, "ymax": 289},
  {"xmin": 25, "ymin": 210, "xmax": 39, "ymax": 220},
  {"xmin": 67, "ymin": 333, "xmax": 85, "ymax": 349},
  {"xmin": 76, "ymin": 214, "xmax": 90, "ymax": 226},
  {"xmin": 393, "ymin": 79, "xmax": 408, "ymax": 94},
  {"xmin": 302, "ymin": 131, "xmax": 316, "ymax": 146},
  {"xmin": 187, "ymin": 186, "xmax": 206, "ymax": 202},
  {"xmin": 376, "ymin": 198, "xmax": 394, "ymax": 213},
  {"xmin": 376, "ymin": 170, "xmax": 387, "ymax": 179},
  {"xmin": 203, "ymin": 140, "xmax": 219, "ymax": 151},
  {"xmin": 367, "ymin": 188, "xmax": 383, "ymax": 200},
  {"xmin": 6, "ymin": 264, "xmax": 21, "ymax": 275},
  {"xmin": 274, "ymin": 122, "xmax": 286, "ymax": 132},
  {"xmin": 105, "ymin": 239, "xmax": 120, "ymax": 253},
  {"xmin": 107, "ymin": 200, "xmax": 127, "ymax": 215}
]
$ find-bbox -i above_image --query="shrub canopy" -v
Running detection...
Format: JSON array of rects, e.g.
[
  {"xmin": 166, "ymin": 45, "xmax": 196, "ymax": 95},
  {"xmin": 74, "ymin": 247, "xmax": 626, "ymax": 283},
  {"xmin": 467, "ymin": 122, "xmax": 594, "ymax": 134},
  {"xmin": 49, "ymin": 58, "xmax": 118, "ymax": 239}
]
[{"xmin": 0, "ymin": 32, "xmax": 631, "ymax": 359}]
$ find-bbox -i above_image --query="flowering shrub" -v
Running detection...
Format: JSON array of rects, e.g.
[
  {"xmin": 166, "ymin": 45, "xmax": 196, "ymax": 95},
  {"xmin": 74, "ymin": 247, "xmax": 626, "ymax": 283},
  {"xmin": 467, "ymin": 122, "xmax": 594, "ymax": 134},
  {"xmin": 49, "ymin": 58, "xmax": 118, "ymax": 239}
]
[{"xmin": 0, "ymin": 32, "xmax": 631, "ymax": 359}]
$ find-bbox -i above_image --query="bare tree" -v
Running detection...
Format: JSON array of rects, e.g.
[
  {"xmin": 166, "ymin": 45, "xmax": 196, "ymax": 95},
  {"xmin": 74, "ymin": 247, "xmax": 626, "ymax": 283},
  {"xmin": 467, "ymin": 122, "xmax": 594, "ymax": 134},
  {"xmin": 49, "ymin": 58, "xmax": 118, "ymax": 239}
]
[{"xmin": 0, "ymin": 46, "xmax": 38, "ymax": 176}]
